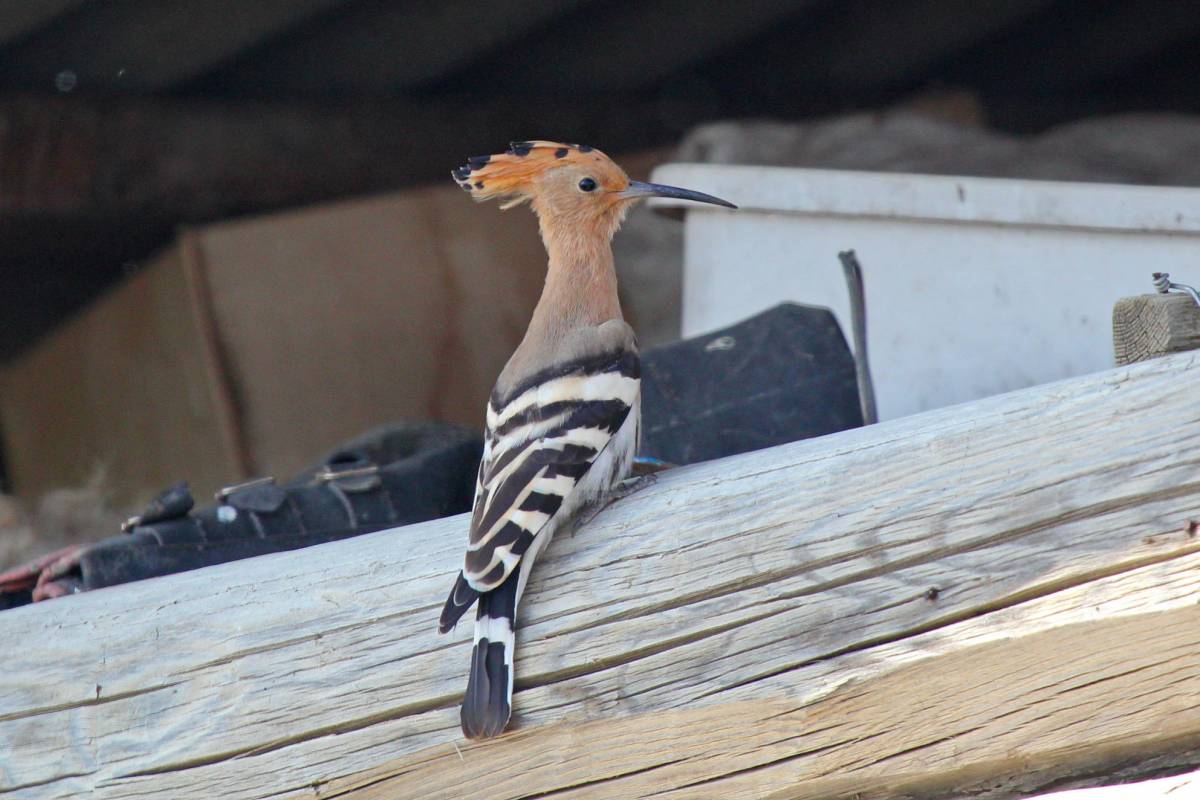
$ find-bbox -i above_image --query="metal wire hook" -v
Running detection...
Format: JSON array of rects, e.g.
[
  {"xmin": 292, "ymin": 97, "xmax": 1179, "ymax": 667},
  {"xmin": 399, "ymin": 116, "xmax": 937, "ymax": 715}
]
[{"xmin": 1152, "ymin": 272, "xmax": 1200, "ymax": 307}]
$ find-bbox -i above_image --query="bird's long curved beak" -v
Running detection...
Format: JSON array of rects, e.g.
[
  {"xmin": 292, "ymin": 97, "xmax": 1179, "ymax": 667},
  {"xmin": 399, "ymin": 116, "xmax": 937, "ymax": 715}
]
[{"xmin": 618, "ymin": 180, "xmax": 736, "ymax": 209}]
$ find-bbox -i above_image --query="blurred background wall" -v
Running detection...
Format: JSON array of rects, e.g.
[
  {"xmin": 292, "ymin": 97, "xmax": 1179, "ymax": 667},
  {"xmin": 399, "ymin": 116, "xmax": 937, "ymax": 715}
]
[{"xmin": 3, "ymin": 0, "xmax": 1200, "ymax": 561}]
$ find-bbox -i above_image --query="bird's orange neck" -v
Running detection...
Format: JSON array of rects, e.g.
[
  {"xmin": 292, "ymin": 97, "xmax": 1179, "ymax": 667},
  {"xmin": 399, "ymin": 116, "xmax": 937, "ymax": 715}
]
[{"xmin": 526, "ymin": 211, "xmax": 624, "ymax": 339}]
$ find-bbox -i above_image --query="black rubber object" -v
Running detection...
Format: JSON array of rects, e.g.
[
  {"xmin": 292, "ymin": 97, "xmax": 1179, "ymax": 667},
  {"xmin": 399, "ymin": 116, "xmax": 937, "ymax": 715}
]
[
  {"xmin": 78, "ymin": 422, "xmax": 482, "ymax": 590},
  {"xmin": 640, "ymin": 302, "xmax": 863, "ymax": 465}
]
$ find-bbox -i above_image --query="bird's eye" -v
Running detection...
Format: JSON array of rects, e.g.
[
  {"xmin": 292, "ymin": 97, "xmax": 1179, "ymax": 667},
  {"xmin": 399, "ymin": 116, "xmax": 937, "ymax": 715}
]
[{"xmin": 578, "ymin": 177, "xmax": 597, "ymax": 192}]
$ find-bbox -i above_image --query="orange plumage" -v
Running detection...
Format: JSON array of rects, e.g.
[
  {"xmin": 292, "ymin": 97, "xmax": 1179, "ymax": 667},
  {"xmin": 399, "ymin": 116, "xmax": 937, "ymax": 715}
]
[{"xmin": 452, "ymin": 140, "xmax": 629, "ymax": 209}]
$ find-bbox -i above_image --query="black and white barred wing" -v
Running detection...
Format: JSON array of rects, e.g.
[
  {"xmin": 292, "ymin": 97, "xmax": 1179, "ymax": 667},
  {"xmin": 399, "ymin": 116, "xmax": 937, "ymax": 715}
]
[{"xmin": 438, "ymin": 351, "xmax": 639, "ymax": 632}]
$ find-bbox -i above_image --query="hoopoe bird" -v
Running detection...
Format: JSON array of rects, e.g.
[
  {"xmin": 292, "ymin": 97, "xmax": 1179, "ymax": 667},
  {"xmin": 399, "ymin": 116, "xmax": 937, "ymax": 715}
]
[{"xmin": 437, "ymin": 140, "xmax": 735, "ymax": 739}]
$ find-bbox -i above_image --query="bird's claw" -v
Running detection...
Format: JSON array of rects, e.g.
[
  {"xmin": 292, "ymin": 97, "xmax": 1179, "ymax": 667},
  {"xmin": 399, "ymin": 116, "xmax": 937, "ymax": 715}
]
[{"xmin": 575, "ymin": 473, "xmax": 660, "ymax": 531}]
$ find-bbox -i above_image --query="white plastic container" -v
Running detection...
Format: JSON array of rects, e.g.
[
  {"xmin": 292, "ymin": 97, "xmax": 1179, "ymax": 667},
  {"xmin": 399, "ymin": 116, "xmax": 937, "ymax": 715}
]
[{"xmin": 651, "ymin": 163, "xmax": 1200, "ymax": 420}]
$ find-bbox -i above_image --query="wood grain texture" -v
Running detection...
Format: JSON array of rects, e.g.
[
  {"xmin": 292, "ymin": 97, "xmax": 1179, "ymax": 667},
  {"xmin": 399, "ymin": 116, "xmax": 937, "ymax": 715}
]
[
  {"xmin": 1, "ymin": 352, "xmax": 1199, "ymax": 799},
  {"xmin": 1113, "ymin": 292, "xmax": 1200, "ymax": 365}
]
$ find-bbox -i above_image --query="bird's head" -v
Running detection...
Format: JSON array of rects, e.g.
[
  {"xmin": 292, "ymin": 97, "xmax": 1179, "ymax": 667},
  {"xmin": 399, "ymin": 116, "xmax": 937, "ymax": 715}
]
[{"xmin": 453, "ymin": 141, "xmax": 734, "ymax": 240}]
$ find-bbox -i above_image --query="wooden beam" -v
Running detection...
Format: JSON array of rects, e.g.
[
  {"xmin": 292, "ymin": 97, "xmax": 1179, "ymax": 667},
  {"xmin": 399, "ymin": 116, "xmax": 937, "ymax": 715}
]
[
  {"xmin": 207, "ymin": 0, "xmax": 591, "ymax": 96},
  {"xmin": 0, "ymin": 0, "xmax": 354, "ymax": 93},
  {"xmin": 3, "ymin": 354, "xmax": 1199, "ymax": 797},
  {"xmin": 1113, "ymin": 292, "xmax": 1200, "ymax": 365},
  {"xmin": 1029, "ymin": 0, "xmax": 1200, "ymax": 91},
  {"xmin": 339, "ymin": 607, "xmax": 1200, "ymax": 799},
  {"xmin": 807, "ymin": 0, "xmax": 1054, "ymax": 91},
  {"xmin": 0, "ymin": 94, "xmax": 708, "ymax": 220},
  {"xmin": 475, "ymin": 0, "xmax": 816, "ymax": 92},
  {"xmin": 958, "ymin": 0, "xmax": 1200, "ymax": 94},
  {"xmin": 709, "ymin": 0, "xmax": 1052, "ymax": 96}
]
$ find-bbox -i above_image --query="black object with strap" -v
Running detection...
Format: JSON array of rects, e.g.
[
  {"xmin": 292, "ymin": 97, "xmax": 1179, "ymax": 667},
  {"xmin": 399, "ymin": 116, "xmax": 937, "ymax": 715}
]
[{"xmin": 79, "ymin": 421, "xmax": 482, "ymax": 591}]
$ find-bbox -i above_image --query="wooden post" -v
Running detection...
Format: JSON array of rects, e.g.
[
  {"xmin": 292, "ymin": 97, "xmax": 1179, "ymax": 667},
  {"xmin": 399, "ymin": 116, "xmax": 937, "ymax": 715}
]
[
  {"xmin": 2, "ymin": 353, "xmax": 1200, "ymax": 799},
  {"xmin": 1113, "ymin": 292, "xmax": 1200, "ymax": 365}
]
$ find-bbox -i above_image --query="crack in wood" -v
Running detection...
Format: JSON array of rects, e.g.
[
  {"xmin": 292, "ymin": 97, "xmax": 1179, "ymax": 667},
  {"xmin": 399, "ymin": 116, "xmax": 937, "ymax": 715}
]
[
  {"xmin": 0, "ymin": 681, "xmax": 180, "ymax": 723},
  {"xmin": 516, "ymin": 755, "xmax": 695, "ymax": 800},
  {"xmin": 112, "ymin": 694, "xmax": 460, "ymax": 781},
  {"xmin": 683, "ymin": 539, "xmax": 1200, "ymax": 705},
  {"xmin": 0, "ymin": 772, "xmax": 92, "ymax": 795},
  {"xmin": 531, "ymin": 479, "xmax": 1200, "ymax": 648},
  {"xmin": 516, "ymin": 606, "xmax": 783, "ymax": 692}
]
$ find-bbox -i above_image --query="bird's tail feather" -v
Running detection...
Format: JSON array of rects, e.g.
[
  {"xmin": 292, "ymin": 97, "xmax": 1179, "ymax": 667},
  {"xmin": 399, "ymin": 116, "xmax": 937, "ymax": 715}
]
[
  {"xmin": 461, "ymin": 569, "xmax": 519, "ymax": 739},
  {"xmin": 438, "ymin": 571, "xmax": 480, "ymax": 634}
]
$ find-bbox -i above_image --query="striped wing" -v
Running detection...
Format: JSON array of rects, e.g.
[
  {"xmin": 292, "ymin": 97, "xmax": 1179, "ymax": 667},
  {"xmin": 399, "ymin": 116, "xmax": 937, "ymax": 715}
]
[{"xmin": 463, "ymin": 350, "xmax": 640, "ymax": 590}]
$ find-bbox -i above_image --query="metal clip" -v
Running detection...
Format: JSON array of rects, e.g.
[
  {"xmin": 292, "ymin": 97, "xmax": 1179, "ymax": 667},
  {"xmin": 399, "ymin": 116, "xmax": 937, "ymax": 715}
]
[
  {"xmin": 1152, "ymin": 272, "xmax": 1200, "ymax": 308},
  {"xmin": 120, "ymin": 514, "xmax": 142, "ymax": 533},
  {"xmin": 215, "ymin": 476, "xmax": 276, "ymax": 502},
  {"xmin": 316, "ymin": 464, "xmax": 379, "ymax": 483},
  {"xmin": 315, "ymin": 463, "xmax": 381, "ymax": 493}
]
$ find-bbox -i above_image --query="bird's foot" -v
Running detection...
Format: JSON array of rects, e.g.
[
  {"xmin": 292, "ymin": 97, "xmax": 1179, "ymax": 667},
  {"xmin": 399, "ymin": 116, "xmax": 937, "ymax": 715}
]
[
  {"xmin": 609, "ymin": 472, "xmax": 659, "ymax": 503},
  {"xmin": 576, "ymin": 473, "xmax": 660, "ymax": 531}
]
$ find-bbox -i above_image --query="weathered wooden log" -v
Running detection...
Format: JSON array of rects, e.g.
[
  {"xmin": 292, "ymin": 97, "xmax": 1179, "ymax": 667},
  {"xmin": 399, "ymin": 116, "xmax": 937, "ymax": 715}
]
[
  {"xmin": 2, "ymin": 353, "xmax": 1199, "ymax": 799},
  {"xmin": 1113, "ymin": 291, "xmax": 1200, "ymax": 364}
]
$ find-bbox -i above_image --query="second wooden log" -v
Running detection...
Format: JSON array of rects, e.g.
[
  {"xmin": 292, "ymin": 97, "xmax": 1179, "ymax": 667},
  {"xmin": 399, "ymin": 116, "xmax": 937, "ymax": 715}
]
[{"xmin": 1113, "ymin": 292, "xmax": 1200, "ymax": 365}]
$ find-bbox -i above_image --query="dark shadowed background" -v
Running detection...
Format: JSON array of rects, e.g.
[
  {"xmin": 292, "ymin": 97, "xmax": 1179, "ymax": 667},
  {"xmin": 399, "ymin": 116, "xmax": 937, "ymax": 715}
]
[{"xmin": 3, "ymin": 0, "xmax": 1200, "ymax": 563}]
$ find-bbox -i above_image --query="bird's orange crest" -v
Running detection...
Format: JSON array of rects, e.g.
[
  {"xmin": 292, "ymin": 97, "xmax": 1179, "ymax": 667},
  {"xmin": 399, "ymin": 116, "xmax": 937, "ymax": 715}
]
[{"xmin": 452, "ymin": 141, "xmax": 624, "ymax": 209}]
